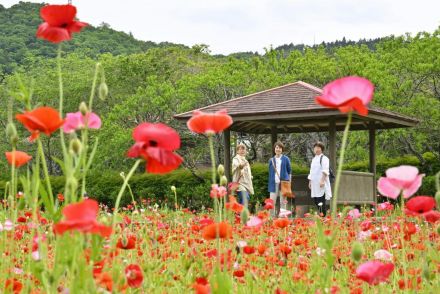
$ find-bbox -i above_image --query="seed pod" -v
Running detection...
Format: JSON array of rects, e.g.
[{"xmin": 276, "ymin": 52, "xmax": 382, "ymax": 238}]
[
  {"xmin": 69, "ymin": 138, "xmax": 82, "ymax": 155},
  {"xmin": 240, "ymin": 208, "xmax": 249, "ymax": 225},
  {"xmin": 171, "ymin": 186, "xmax": 177, "ymax": 193},
  {"xmin": 79, "ymin": 102, "xmax": 89, "ymax": 115},
  {"xmin": 217, "ymin": 164, "xmax": 225, "ymax": 176},
  {"xmin": 351, "ymin": 241, "xmax": 364, "ymax": 262},
  {"xmin": 98, "ymin": 82, "xmax": 108, "ymax": 101},
  {"xmin": 220, "ymin": 176, "xmax": 228, "ymax": 186},
  {"xmin": 6, "ymin": 122, "xmax": 17, "ymax": 139}
]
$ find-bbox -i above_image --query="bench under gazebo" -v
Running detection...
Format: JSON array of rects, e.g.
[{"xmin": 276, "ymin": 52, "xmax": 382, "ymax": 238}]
[{"xmin": 174, "ymin": 81, "xmax": 418, "ymax": 208}]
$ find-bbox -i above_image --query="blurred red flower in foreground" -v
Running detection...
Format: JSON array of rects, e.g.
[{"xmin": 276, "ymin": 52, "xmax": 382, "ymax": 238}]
[
  {"xmin": 187, "ymin": 109, "xmax": 232, "ymax": 135},
  {"xmin": 127, "ymin": 123, "xmax": 183, "ymax": 174},
  {"xmin": 202, "ymin": 222, "xmax": 232, "ymax": 240},
  {"xmin": 315, "ymin": 76, "xmax": 374, "ymax": 116},
  {"xmin": 36, "ymin": 4, "xmax": 87, "ymax": 43},
  {"xmin": 16, "ymin": 107, "xmax": 64, "ymax": 142},
  {"xmin": 356, "ymin": 261, "xmax": 394, "ymax": 285},
  {"xmin": 53, "ymin": 199, "xmax": 111, "ymax": 237},
  {"xmin": 5, "ymin": 151, "xmax": 32, "ymax": 167}
]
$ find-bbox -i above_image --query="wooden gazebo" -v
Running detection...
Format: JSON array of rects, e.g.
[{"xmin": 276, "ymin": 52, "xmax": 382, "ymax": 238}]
[{"xmin": 174, "ymin": 81, "xmax": 418, "ymax": 206}]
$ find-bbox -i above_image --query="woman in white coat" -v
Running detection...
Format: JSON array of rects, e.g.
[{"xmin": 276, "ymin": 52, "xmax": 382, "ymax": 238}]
[{"xmin": 308, "ymin": 142, "xmax": 332, "ymax": 216}]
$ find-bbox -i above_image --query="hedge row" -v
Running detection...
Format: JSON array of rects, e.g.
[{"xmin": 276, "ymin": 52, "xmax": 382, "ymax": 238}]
[{"xmin": 0, "ymin": 157, "xmax": 437, "ymax": 210}]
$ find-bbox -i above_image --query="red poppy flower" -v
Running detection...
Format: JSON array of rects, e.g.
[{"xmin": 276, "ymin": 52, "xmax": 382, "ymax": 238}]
[
  {"xmin": 95, "ymin": 272, "xmax": 113, "ymax": 292},
  {"xmin": 315, "ymin": 76, "xmax": 374, "ymax": 116},
  {"xmin": 423, "ymin": 210, "xmax": 440, "ymax": 223},
  {"xmin": 5, "ymin": 278, "xmax": 23, "ymax": 294},
  {"xmin": 273, "ymin": 218, "xmax": 291, "ymax": 229},
  {"xmin": 5, "ymin": 151, "xmax": 32, "ymax": 167},
  {"xmin": 125, "ymin": 264, "xmax": 144, "ymax": 288},
  {"xmin": 202, "ymin": 222, "xmax": 232, "ymax": 240},
  {"xmin": 117, "ymin": 235, "xmax": 137, "ymax": 250},
  {"xmin": 53, "ymin": 199, "xmax": 112, "ymax": 237},
  {"xmin": 257, "ymin": 244, "xmax": 267, "ymax": 255},
  {"xmin": 233, "ymin": 270, "xmax": 245, "ymax": 278},
  {"xmin": 264, "ymin": 198, "xmax": 274, "ymax": 210},
  {"xmin": 405, "ymin": 196, "xmax": 436, "ymax": 214},
  {"xmin": 243, "ymin": 245, "xmax": 256, "ymax": 254},
  {"xmin": 16, "ymin": 107, "xmax": 64, "ymax": 141},
  {"xmin": 356, "ymin": 261, "xmax": 394, "ymax": 285},
  {"xmin": 225, "ymin": 195, "xmax": 244, "ymax": 213},
  {"xmin": 127, "ymin": 123, "xmax": 183, "ymax": 174},
  {"xmin": 36, "ymin": 4, "xmax": 87, "ymax": 43},
  {"xmin": 187, "ymin": 109, "xmax": 233, "ymax": 135},
  {"xmin": 192, "ymin": 277, "xmax": 210, "ymax": 294},
  {"xmin": 279, "ymin": 244, "xmax": 292, "ymax": 256}
]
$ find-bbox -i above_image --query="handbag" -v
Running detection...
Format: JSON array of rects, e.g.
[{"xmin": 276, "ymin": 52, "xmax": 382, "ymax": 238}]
[{"xmin": 272, "ymin": 157, "xmax": 294, "ymax": 198}]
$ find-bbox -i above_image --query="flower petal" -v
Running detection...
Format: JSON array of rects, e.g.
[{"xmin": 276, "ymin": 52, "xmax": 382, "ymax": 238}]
[{"xmin": 377, "ymin": 177, "xmax": 400, "ymax": 199}]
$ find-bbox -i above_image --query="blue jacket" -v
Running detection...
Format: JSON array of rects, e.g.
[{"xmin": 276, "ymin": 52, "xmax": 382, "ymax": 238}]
[{"xmin": 268, "ymin": 155, "xmax": 292, "ymax": 193}]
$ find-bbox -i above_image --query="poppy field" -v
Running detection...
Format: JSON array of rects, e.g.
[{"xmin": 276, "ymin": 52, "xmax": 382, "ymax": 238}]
[{"xmin": 1, "ymin": 3, "xmax": 440, "ymax": 294}]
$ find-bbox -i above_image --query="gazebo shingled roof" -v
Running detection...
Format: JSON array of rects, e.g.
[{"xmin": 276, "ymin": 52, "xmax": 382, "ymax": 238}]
[{"xmin": 174, "ymin": 81, "xmax": 418, "ymax": 133}]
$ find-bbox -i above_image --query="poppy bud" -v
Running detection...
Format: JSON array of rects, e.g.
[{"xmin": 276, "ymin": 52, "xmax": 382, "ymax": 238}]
[
  {"xmin": 69, "ymin": 138, "xmax": 82, "ymax": 155},
  {"xmin": 6, "ymin": 123, "xmax": 18, "ymax": 145},
  {"xmin": 435, "ymin": 191, "xmax": 440, "ymax": 209},
  {"xmin": 171, "ymin": 186, "xmax": 177, "ymax": 193},
  {"xmin": 217, "ymin": 164, "xmax": 225, "ymax": 176},
  {"xmin": 99, "ymin": 82, "xmax": 108, "ymax": 101},
  {"xmin": 240, "ymin": 208, "xmax": 249, "ymax": 225},
  {"xmin": 351, "ymin": 241, "xmax": 363, "ymax": 262},
  {"xmin": 79, "ymin": 102, "xmax": 89, "ymax": 115},
  {"xmin": 220, "ymin": 176, "xmax": 228, "ymax": 186},
  {"xmin": 437, "ymin": 224, "xmax": 440, "ymax": 235}
]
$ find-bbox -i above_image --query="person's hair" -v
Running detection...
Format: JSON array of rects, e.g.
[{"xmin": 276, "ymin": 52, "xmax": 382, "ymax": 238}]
[
  {"xmin": 236, "ymin": 143, "xmax": 247, "ymax": 152},
  {"xmin": 313, "ymin": 141, "xmax": 325, "ymax": 152},
  {"xmin": 273, "ymin": 141, "xmax": 284, "ymax": 152}
]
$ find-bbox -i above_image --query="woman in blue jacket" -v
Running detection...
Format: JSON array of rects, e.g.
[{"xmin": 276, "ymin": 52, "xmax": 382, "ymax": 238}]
[{"xmin": 268, "ymin": 141, "xmax": 292, "ymax": 218}]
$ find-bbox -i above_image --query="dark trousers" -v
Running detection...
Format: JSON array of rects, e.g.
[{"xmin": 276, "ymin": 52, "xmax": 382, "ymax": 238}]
[{"xmin": 313, "ymin": 195, "xmax": 327, "ymax": 217}]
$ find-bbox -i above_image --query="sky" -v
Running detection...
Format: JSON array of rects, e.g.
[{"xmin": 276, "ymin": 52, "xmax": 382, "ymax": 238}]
[{"xmin": 2, "ymin": 0, "xmax": 440, "ymax": 54}]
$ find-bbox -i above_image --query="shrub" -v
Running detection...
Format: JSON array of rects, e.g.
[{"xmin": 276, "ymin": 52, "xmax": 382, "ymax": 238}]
[{"xmin": 0, "ymin": 159, "xmax": 436, "ymax": 210}]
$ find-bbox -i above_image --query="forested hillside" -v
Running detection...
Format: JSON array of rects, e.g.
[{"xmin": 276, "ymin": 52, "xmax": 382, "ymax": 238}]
[{"xmin": 0, "ymin": 2, "xmax": 185, "ymax": 77}]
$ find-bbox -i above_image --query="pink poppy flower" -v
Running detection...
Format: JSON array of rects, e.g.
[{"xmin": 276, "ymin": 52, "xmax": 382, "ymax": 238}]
[
  {"xmin": 246, "ymin": 216, "xmax": 263, "ymax": 228},
  {"xmin": 374, "ymin": 249, "xmax": 393, "ymax": 262},
  {"xmin": 356, "ymin": 261, "xmax": 394, "ymax": 285},
  {"xmin": 347, "ymin": 208, "xmax": 361, "ymax": 220},
  {"xmin": 377, "ymin": 165, "xmax": 424, "ymax": 199},
  {"xmin": 63, "ymin": 111, "xmax": 102, "ymax": 133},
  {"xmin": 315, "ymin": 76, "xmax": 374, "ymax": 116}
]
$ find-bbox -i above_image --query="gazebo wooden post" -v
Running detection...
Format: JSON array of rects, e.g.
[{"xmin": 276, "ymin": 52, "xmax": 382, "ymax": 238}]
[
  {"xmin": 369, "ymin": 123, "xmax": 377, "ymax": 205},
  {"xmin": 271, "ymin": 127, "xmax": 278, "ymax": 155},
  {"xmin": 329, "ymin": 120, "xmax": 337, "ymax": 210},
  {"xmin": 223, "ymin": 129, "xmax": 232, "ymax": 181}
]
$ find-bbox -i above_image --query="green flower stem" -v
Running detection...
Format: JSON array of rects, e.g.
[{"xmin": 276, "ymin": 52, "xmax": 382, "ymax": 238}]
[
  {"xmin": 331, "ymin": 111, "xmax": 352, "ymax": 219},
  {"xmin": 88, "ymin": 63, "xmax": 99, "ymax": 112},
  {"xmin": 37, "ymin": 138, "xmax": 54, "ymax": 213},
  {"xmin": 9, "ymin": 146, "xmax": 16, "ymax": 220},
  {"xmin": 78, "ymin": 63, "xmax": 99, "ymax": 199},
  {"xmin": 208, "ymin": 134, "xmax": 217, "ymax": 185},
  {"xmin": 112, "ymin": 159, "xmax": 142, "ymax": 226}
]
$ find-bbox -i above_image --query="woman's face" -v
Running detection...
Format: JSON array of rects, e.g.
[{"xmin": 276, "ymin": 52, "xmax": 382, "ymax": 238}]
[
  {"xmin": 238, "ymin": 147, "xmax": 247, "ymax": 156},
  {"xmin": 274, "ymin": 145, "xmax": 283, "ymax": 155}
]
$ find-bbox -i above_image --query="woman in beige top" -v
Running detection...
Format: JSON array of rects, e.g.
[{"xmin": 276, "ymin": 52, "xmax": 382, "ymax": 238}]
[{"xmin": 232, "ymin": 143, "xmax": 254, "ymax": 208}]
